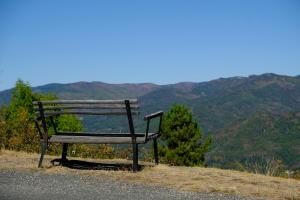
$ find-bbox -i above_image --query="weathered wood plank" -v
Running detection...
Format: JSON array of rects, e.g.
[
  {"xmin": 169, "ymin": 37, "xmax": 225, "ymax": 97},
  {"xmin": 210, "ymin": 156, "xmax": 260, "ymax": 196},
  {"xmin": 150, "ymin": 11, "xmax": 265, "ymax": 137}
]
[
  {"xmin": 48, "ymin": 133, "xmax": 158, "ymax": 144},
  {"xmin": 33, "ymin": 99, "xmax": 138, "ymax": 105},
  {"xmin": 48, "ymin": 135, "xmax": 147, "ymax": 144},
  {"xmin": 41, "ymin": 111, "xmax": 140, "ymax": 116},
  {"xmin": 34, "ymin": 104, "xmax": 139, "ymax": 111},
  {"xmin": 56, "ymin": 132, "xmax": 145, "ymax": 137}
]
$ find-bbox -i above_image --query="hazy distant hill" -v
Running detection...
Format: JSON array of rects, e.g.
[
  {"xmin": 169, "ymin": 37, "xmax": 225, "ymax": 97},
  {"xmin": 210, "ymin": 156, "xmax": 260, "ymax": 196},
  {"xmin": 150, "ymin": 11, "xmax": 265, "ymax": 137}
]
[{"xmin": 1, "ymin": 73, "xmax": 300, "ymax": 169}]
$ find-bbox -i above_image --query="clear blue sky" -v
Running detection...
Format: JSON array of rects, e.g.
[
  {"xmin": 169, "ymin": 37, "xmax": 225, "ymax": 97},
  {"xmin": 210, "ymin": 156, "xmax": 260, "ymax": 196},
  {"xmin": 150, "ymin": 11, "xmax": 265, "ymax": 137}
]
[{"xmin": 0, "ymin": 0, "xmax": 299, "ymax": 91}]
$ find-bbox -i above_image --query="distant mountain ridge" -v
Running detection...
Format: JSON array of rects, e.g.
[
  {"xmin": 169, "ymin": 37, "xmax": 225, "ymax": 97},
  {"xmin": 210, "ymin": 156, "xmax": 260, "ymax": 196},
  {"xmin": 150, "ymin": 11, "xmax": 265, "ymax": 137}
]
[
  {"xmin": 141, "ymin": 73, "xmax": 300, "ymax": 132},
  {"xmin": 1, "ymin": 73, "xmax": 300, "ymax": 169},
  {"xmin": 0, "ymin": 81, "xmax": 159, "ymax": 105},
  {"xmin": 33, "ymin": 81, "xmax": 159, "ymax": 100}
]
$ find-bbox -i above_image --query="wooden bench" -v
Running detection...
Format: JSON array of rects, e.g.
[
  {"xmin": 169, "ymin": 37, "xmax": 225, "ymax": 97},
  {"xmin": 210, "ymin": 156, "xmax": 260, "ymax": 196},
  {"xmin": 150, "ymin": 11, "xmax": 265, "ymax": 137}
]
[{"xmin": 33, "ymin": 99, "xmax": 163, "ymax": 171}]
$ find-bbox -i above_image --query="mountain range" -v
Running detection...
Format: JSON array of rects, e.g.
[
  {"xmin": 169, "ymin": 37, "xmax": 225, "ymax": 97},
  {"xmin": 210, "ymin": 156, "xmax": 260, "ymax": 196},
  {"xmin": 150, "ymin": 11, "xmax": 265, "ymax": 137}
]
[{"xmin": 1, "ymin": 73, "xmax": 300, "ymax": 170}]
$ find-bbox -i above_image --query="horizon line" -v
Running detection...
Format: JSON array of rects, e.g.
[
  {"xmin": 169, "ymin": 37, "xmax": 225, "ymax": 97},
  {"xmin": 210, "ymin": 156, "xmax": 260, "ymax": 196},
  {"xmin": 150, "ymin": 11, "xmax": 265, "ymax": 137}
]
[{"xmin": 1, "ymin": 72, "xmax": 299, "ymax": 92}]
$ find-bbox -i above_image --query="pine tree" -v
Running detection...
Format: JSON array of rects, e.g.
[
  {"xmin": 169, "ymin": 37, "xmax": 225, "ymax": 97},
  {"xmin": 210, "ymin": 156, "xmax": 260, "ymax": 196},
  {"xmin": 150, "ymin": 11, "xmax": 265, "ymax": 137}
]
[{"xmin": 160, "ymin": 104, "xmax": 212, "ymax": 166}]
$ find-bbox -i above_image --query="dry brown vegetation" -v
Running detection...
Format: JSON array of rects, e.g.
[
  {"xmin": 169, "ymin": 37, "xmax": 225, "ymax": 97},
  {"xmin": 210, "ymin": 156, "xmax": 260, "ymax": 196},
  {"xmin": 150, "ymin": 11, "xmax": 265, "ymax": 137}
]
[{"xmin": 0, "ymin": 150, "xmax": 299, "ymax": 200}]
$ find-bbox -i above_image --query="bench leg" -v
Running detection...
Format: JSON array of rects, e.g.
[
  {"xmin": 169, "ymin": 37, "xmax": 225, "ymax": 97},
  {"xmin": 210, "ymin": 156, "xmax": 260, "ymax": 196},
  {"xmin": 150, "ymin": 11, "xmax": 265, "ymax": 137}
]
[
  {"xmin": 153, "ymin": 138, "xmax": 159, "ymax": 165},
  {"xmin": 38, "ymin": 142, "xmax": 47, "ymax": 168},
  {"xmin": 61, "ymin": 143, "xmax": 68, "ymax": 165},
  {"xmin": 132, "ymin": 143, "xmax": 139, "ymax": 172}
]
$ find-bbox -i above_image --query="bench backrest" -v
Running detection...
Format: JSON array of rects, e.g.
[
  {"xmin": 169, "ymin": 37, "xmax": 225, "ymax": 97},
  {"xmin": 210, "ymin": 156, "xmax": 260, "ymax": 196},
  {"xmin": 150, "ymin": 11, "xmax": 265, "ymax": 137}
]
[
  {"xmin": 33, "ymin": 99, "xmax": 139, "ymax": 141},
  {"xmin": 33, "ymin": 99, "xmax": 139, "ymax": 118}
]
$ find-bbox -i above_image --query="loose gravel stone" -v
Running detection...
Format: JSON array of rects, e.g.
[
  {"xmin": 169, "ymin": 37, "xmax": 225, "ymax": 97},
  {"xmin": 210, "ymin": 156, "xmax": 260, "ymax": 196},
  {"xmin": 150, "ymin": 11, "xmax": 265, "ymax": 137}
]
[{"xmin": 0, "ymin": 170, "xmax": 263, "ymax": 200}]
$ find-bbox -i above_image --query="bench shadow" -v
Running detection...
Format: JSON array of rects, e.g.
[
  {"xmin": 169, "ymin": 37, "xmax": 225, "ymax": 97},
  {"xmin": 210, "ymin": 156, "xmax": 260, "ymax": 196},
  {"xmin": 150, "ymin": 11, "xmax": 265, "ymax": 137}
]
[{"xmin": 50, "ymin": 158, "xmax": 145, "ymax": 171}]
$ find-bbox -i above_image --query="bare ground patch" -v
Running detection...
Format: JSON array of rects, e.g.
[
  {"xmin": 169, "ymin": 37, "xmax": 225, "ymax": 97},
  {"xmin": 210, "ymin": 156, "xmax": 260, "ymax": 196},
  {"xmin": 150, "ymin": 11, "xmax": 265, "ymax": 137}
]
[{"xmin": 0, "ymin": 150, "xmax": 299, "ymax": 200}]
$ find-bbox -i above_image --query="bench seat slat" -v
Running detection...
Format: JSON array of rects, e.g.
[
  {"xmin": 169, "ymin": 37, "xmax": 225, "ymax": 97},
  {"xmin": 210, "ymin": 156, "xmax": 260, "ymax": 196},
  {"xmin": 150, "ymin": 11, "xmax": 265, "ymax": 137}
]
[
  {"xmin": 56, "ymin": 132, "xmax": 145, "ymax": 137},
  {"xmin": 48, "ymin": 133, "xmax": 159, "ymax": 144}
]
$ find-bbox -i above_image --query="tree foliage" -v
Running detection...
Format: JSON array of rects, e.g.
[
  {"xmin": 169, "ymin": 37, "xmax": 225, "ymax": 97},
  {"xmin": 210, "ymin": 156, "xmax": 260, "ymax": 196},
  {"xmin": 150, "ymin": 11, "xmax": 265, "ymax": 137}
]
[
  {"xmin": 159, "ymin": 104, "xmax": 212, "ymax": 166},
  {"xmin": 0, "ymin": 80, "xmax": 82, "ymax": 152},
  {"xmin": 54, "ymin": 115, "xmax": 83, "ymax": 133}
]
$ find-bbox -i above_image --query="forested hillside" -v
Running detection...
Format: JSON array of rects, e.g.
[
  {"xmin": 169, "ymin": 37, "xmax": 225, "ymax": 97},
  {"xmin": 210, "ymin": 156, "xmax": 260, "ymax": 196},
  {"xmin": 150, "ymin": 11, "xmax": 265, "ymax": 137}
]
[{"xmin": 208, "ymin": 111, "xmax": 300, "ymax": 170}]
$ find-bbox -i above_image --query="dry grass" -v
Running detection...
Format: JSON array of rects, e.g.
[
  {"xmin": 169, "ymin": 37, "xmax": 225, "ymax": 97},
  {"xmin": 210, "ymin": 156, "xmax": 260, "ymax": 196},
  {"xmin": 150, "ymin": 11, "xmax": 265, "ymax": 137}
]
[{"xmin": 0, "ymin": 150, "xmax": 300, "ymax": 200}]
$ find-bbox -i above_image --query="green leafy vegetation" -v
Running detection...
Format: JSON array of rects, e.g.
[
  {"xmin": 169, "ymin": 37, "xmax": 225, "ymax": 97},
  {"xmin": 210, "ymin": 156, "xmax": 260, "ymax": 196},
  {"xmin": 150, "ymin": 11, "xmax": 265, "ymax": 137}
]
[
  {"xmin": 0, "ymin": 80, "xmax": 40, "ymax": 151},
  {"xmin": 0, "ymin": 80, "xmax": 83, "ymax": 154},
  {"xmin": 159, "ymin": 104, "xmax": 212, "ymax": 166}
]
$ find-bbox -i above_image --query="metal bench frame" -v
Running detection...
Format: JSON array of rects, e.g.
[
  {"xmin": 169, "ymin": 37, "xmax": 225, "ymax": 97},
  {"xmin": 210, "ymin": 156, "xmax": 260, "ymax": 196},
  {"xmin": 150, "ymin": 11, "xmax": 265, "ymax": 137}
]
[{"xmin": 33, "ymin": 99, "xmax": 163, "ymax": 171}]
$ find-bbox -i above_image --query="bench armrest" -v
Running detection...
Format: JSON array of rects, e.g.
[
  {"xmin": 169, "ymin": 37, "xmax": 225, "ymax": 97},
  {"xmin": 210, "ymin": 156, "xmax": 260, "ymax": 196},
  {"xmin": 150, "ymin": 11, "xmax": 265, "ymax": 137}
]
[
  {"xmin": 143, "ymin": 111, "xmax": 163, "ymax": 142},
  {"xmin": 144, "ymin": 111, "xmax": 163, "ymax": 121}
]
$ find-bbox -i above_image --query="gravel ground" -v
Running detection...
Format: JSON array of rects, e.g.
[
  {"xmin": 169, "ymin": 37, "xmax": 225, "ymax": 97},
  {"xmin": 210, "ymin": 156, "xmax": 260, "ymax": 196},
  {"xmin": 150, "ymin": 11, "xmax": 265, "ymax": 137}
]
[{"xmin": 0, "ymin": 170, "xmax": 263, "ymax": 200}]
